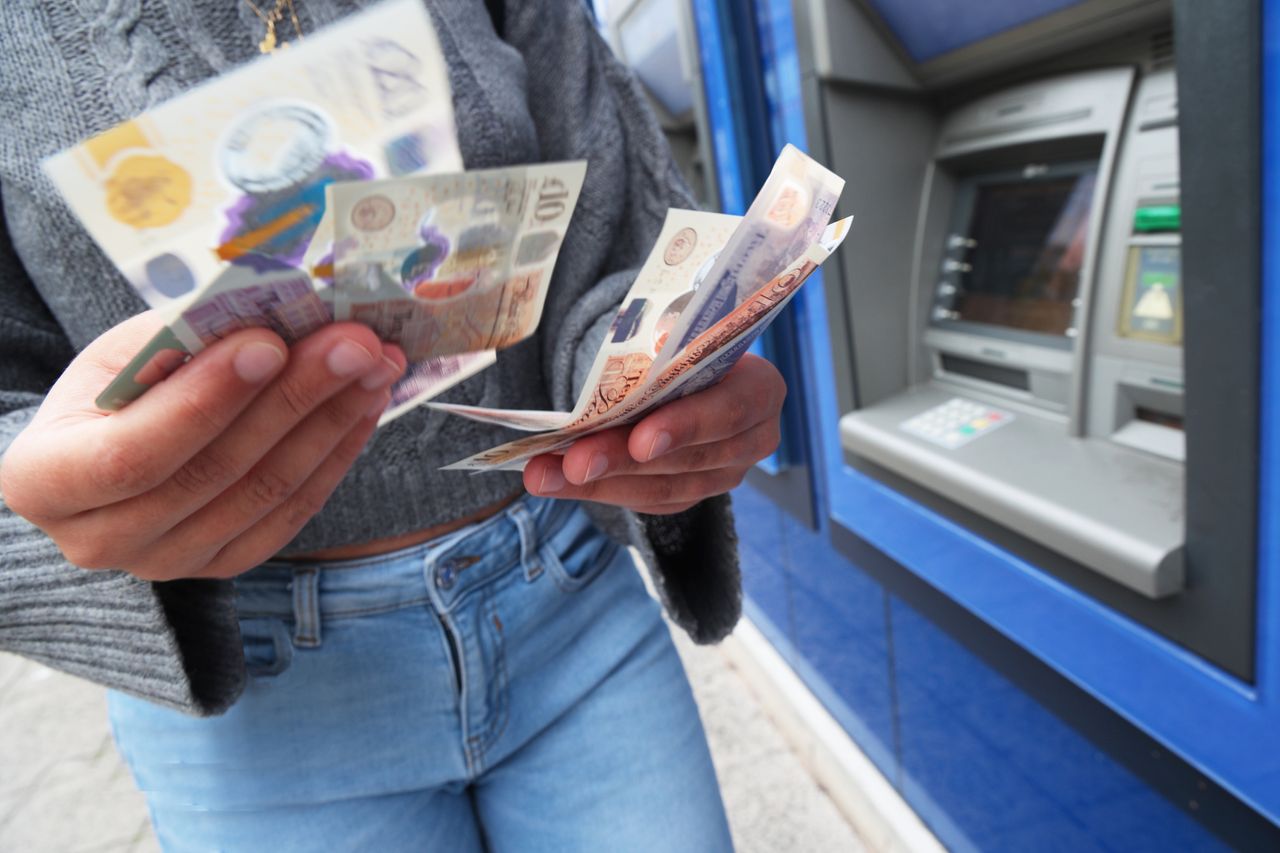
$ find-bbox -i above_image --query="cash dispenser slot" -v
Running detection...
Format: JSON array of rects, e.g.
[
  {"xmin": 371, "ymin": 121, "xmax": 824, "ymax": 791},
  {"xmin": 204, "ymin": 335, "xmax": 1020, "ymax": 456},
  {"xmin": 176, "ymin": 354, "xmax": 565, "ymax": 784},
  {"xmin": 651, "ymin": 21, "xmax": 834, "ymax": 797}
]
[
  {"xmin": 937, "ymin": 354, "xmax": 1030, "ymax": 390},
  {"xmin": 840, "ymin": 66, "xmax": 1187, "ymax": 599}
]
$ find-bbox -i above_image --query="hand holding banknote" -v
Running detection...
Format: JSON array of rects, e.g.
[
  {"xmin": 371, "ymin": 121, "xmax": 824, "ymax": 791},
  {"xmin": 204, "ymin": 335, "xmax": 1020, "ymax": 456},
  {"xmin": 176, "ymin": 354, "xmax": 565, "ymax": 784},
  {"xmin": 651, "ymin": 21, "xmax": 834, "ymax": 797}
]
[
  {"xmin": 522, "ymin": 353, "xmax": 785, "ymax": 514},
  {"xmin": 438, "ymin": 146, "xmax": 850, "ymax": 478},
  {"xmin": 0, "ymin": 315, "xmax": 405, "ymax": 581}
]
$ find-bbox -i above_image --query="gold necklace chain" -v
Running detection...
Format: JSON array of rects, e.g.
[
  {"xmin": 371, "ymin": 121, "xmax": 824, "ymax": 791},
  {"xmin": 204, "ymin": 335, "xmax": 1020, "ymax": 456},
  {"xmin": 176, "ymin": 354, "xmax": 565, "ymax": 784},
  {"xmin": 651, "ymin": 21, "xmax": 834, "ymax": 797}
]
[{"xmin": 244, "ymin": 0, "xmax": 304, "ymax": 53}]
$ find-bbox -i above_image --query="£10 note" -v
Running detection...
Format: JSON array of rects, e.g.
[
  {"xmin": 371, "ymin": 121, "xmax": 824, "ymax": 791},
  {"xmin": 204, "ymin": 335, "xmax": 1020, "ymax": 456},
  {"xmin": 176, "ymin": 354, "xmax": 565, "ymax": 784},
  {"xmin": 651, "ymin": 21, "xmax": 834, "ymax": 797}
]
[{"xmin": 328, "ymin": 161, "xmax": 587, "ymax": 361}]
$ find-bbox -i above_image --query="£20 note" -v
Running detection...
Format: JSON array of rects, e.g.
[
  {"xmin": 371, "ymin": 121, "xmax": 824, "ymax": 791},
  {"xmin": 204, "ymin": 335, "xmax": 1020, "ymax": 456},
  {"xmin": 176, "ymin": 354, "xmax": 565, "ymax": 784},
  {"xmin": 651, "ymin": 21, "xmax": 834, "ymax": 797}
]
[{"xmin": 44, "ymin": 0, "xmax": 461, "ymax": 312}]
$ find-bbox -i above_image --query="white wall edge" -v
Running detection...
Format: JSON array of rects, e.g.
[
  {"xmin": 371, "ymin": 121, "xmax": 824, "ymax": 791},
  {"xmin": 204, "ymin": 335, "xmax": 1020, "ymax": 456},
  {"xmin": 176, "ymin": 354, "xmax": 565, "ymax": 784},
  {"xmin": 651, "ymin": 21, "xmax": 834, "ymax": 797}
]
[{"xmin": 722, "ymin": 618, "xmax": 947, "ymax": 853}]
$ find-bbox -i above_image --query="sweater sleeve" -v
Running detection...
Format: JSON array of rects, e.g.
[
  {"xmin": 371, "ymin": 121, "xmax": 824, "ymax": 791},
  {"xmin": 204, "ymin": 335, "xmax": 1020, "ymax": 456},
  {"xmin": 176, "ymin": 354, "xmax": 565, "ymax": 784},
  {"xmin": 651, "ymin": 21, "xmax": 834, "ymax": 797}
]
[
  {"xmin": 502, "ymin": 1, "xmax": 742, "ymax": 644},
  {"xmin": 0, "ymin": 186, "xmax": 245, "ymax": 715}
]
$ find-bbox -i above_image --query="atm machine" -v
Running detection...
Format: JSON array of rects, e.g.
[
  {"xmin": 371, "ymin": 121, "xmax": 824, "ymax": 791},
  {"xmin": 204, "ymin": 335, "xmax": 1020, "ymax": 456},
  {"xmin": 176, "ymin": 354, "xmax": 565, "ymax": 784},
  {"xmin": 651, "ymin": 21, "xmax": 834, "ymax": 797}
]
[
  {"xmin": 842, "ymin": 66, "xmax": 1186, "ymax": 598},
  {"xmin": 678, "ymin": 0, "xmax": 1280, "ymax": 846},
  {"xmin": 803, "ymin": 0, "xmax": 1263, "ymax": 684}
]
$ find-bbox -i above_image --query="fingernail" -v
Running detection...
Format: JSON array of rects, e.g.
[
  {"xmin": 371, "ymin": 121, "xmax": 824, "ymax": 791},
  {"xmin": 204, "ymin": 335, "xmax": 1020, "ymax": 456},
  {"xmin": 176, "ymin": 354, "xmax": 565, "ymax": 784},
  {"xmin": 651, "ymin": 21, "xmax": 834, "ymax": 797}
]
[
  {"xmin": 584, "ymin": 453, "xmax": 609, "ymax": 483},
  {"xmin": 538, "ymin": 466, "xmax": 566, "ymax": 494},
  {"xmin": 645, "ymin": 431, "xmax": 673, "ymax": 461},
  {"xmin": 234, "ymin": 342, "xmax": 286, "ymax": 383},
  {"xmin": 361, "ymin": 356, "xmax": 404, "ymax": 390},
  {"xmin": 327, "ymin": 339, "xmax": 377, "ymax": 377},
  {"xmin": 366, "ymin": 392, "xmax": 391, "ymax": 420}
]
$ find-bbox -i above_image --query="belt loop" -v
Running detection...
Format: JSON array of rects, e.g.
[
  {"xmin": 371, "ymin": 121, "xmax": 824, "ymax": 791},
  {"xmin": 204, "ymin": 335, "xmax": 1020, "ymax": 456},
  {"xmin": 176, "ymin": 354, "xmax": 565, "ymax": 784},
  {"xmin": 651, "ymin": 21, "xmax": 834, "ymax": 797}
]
[
  {"xmin": 291, "ymin": 566, "xmax": 322, "ymax": 648},
  {"xmin": 507, "ymin": 500, "xmax": 543, "ymax": 582}
]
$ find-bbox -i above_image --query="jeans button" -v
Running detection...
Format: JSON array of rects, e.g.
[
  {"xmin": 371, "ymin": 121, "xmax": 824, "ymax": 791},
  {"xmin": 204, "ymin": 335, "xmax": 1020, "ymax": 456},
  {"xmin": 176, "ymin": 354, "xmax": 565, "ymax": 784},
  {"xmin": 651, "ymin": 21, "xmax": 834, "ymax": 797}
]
[{"xmin": 436, "ymin": 555, "xmax": 480, "ymax": 589}]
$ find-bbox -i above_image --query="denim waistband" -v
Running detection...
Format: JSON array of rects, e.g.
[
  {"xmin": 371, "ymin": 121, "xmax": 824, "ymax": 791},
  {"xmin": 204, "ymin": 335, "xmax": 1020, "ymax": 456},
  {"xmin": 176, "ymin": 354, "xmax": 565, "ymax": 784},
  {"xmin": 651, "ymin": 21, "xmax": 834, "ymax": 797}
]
[{"xmin": 235, "ymin": 495, "xmax": 578, "ymax": 643}]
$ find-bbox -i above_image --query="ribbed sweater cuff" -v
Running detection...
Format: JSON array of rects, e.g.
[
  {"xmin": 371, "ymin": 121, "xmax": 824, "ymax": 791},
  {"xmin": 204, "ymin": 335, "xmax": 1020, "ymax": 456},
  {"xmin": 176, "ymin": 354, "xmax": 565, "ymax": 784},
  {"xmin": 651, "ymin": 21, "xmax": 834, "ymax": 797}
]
[{"xmin": 0, "ymin": 509, "xmax": 244, "ymax": 715}]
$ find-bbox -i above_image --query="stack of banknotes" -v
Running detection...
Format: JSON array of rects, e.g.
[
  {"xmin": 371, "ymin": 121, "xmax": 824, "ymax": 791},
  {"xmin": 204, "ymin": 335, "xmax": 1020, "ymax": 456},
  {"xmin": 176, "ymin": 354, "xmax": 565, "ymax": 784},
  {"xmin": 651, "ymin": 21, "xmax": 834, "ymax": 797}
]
[
  {"xmin": 436, "ymin": 145, "xmax": 850, "ymax": 471},
  {"xmin": 43, "ymin": 0, "xmax": 585, "ymax": 424},
  {"xmin": 43, "ymin": 0, "xmax": 851, "ymax": 473}
]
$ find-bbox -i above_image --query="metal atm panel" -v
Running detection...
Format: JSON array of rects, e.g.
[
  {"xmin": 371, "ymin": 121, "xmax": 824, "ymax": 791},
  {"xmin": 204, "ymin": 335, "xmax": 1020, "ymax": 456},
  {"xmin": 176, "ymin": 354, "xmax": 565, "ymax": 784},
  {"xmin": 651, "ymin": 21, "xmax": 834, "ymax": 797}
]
[{"xmin": 841, "ymin": 66, "xmax": 1187, "ymax": 597}]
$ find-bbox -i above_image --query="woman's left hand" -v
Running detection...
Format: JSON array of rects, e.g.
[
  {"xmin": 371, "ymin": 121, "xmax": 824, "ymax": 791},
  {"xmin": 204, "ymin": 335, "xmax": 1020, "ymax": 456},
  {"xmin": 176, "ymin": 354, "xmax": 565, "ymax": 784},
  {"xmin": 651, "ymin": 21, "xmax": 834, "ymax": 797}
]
[{"xmin": 523, "ymin": 354, "xmax": 785, "ymax": 514}]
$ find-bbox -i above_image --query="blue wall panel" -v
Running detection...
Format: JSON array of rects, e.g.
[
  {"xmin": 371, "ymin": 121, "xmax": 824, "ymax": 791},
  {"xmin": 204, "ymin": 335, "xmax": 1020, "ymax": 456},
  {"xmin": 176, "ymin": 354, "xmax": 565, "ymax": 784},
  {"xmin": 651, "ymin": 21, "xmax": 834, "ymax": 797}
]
[
  {"xmin": 733, "ymin": 483, "xmax": 792, "ymax": 640},
  {"xmin": 734, "ymin": 475, "xmax": 1233, "ymax": 849},
  {"xmin": 889, "ymin": 600, "xmax": 1229, "ymax": 852},
  {"xmin": 780, "ymin": 508, "xmax": 896, "ymax": 771}
]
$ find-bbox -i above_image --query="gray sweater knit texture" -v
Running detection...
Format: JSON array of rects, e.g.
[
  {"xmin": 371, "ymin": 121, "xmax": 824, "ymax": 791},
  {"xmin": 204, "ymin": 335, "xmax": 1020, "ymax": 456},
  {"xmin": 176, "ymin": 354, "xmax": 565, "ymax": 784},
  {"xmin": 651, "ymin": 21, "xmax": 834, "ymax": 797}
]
[{"xmin": 0, "ymin": 0, "xmax": 741, "ymax": 715}]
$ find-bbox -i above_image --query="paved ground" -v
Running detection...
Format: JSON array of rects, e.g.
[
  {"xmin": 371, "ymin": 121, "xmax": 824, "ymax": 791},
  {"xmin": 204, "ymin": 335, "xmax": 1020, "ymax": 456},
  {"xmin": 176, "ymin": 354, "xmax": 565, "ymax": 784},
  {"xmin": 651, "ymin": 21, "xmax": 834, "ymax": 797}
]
[{"xmin": 0, "ymin": 625, "xmax": 864, "ymax": 852}]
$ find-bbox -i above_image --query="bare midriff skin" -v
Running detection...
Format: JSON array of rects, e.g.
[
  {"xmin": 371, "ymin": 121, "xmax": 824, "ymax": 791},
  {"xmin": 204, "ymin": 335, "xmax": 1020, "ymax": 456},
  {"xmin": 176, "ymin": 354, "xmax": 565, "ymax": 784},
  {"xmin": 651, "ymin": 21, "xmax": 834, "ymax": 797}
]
[{"xmin": 282, "ymin": 493, "xmax": 523, "ymax": 562}]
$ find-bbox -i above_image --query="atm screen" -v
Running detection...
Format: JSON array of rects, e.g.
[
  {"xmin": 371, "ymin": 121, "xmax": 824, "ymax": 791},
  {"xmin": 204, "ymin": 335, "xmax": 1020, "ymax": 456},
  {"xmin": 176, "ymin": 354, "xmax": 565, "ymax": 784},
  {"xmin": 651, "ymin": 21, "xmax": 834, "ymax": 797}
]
[{"xmin": 947, "ymin": 166, "xmax": 1098, "ymax": 338}]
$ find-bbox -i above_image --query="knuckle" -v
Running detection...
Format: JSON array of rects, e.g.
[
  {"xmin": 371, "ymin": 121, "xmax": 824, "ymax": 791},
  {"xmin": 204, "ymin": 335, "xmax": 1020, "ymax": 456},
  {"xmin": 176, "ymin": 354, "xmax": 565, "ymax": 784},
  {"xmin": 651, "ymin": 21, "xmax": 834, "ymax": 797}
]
[
  {"xmin": 649, "ymin": 477, "xmax": 677, "ymax": 505},
  {"xmin": 169, "ymin": 449, "xmax": 234, "ymax": 496},
  {"xmin": 93, "ymin": 439, "xmax": 159, "ymax": 496},
  {"xmin": 754, "ymin": 425, "xmax": 781, "ymax": 460},
  {"xmin": 725, "ymin": 397, "xmax": 752, "ymax": 434},
  {"xmin": 274, "ymin": 373, "xmax": 320, "ymax": 419},
  {"xmin": 685, "ymin": 444, "xmax": 712, "ymax": 471},
  {"xmin": 284, "ymin": 490, "xmax": 329, "ymax": 529},
  {"xmin": 0, "ymin": 458, "xmax": 37, "ymax": 520},
  {"xmin": 754, "ymin": 383, "xmax": 777, "ymax": 415},
  {"xmin": 241, "ymin": 467, "xmax": 294, "ymax": 511},
  {"xmin": 317, "ymin": 394, "xmax": 357, "ymax": 431},
  {"xmin": 331, "ymin": 432, "xmax": 371, "ymax": 469},
  {"xmin": 171, "ymin": 388, "xmax": 225, "ymax": 436},
  {"xmin": 59, "ymin": 537, "xmax": 120, "ymax": 571},
  {"xmin": 129, "ymin": 559, "xmax": 176, "ymax": 582}
]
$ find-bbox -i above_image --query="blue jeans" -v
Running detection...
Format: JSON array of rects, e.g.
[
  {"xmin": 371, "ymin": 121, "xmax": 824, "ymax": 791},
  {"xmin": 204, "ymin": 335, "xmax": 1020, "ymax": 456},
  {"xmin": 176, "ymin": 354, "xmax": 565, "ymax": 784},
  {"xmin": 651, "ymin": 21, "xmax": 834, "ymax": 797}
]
[{"xmin": 108, "ymin": 496, "xmax": 733, "ymax": 852}]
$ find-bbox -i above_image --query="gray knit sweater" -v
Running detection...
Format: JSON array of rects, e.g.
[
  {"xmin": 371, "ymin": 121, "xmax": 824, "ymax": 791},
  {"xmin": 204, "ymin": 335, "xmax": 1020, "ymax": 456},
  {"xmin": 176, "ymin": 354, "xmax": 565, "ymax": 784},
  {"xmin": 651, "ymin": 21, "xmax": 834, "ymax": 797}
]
[{"xmin": 0, "ymin": 0, "xmax": 740, "ymax": 715}]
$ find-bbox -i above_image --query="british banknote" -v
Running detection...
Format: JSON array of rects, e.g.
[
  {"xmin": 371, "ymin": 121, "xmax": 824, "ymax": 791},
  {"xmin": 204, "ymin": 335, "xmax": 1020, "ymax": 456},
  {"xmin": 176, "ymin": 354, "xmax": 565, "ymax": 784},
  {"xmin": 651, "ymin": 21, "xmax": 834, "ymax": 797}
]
[
  {"xmin": 95, "ymin": 154, "xmax": 585, "ymax": 418},
  {"xmin": 41, "ymin": 0, "xmax": 477, "ymax": 415},
  {"xmin": 44, "ymin": 0, "xmax": 461, "ymax": 312},
  {"xmin": 441, "ymin": 215, "xmax": 852, "ymax": 471},
  {"xmin": 427, "ymin": 208, "xmax": 741, "ymax": 432},
  {"xmin": 327, "ymin": 161, "xmax": 587, "ymax": 361},
  {"xmin": 381, "ymin": 351, "xmax": 497, "ymax": 426},
  {"xmin": 651, "ymin": 143, "xmax": 844, "ymax": 373}
]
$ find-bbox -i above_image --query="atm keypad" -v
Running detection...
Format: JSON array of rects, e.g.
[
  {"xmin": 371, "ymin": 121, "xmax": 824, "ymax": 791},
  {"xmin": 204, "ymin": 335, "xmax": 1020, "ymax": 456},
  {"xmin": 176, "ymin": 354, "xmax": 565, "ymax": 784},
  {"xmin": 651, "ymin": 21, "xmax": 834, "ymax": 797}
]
[{"xmin": 900, "ymin": 398, "xmax": 1014, "ymax": 449}]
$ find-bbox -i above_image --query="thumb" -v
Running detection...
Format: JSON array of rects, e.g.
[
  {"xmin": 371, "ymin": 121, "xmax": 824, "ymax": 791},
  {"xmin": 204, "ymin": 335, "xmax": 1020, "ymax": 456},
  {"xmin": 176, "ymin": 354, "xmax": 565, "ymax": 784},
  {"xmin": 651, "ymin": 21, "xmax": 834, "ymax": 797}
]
[{"xmin": 37, "ymin": 311, "xmax": 171, "ymax": 423}]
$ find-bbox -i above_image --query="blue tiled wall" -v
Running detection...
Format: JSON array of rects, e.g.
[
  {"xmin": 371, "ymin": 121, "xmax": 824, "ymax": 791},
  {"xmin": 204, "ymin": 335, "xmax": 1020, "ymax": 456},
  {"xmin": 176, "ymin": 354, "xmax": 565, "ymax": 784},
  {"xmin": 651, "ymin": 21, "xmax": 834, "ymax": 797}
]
[{"xmin": 731, "ymin": 481, "xmax": 1229, "ymax": 852}]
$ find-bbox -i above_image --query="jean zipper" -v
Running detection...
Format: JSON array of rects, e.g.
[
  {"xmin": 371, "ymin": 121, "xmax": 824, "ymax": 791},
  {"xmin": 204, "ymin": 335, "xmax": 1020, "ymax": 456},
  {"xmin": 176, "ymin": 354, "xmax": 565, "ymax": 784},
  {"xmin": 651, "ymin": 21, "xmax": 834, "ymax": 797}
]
[{"xmin": 437, "ymin": 611, "xmax": 463, "ymax": 696}]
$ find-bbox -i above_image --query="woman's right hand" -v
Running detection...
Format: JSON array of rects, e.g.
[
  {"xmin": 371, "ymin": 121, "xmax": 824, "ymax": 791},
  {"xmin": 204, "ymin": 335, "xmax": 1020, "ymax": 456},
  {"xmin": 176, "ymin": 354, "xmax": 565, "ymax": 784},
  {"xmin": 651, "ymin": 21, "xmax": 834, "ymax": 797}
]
[{"xmin": 0, "ymin": 312, "xmax": 405, "ymax": 581}]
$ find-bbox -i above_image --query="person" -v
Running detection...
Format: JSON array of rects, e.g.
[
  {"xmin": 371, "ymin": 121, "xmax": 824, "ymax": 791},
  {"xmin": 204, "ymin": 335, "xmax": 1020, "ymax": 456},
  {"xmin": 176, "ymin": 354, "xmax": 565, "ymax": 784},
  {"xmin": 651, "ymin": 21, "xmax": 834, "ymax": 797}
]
[{"xmin": 0, "ymin": 0, "xmax": 785, "ymax": 849}]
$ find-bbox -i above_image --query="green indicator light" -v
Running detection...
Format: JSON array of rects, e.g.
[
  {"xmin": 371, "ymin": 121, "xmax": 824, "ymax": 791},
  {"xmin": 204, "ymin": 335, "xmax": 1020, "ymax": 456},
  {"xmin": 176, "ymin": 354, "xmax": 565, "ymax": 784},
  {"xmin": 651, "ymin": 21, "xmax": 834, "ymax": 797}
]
[{"xmin": 1134, "ymin": 205, "xmax": 1181, "ymax": 232}]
